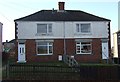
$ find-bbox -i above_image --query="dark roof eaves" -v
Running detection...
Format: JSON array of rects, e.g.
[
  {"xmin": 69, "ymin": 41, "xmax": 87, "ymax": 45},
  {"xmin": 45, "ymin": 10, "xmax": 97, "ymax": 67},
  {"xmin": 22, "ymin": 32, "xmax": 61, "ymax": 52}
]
[{"xmin": 15, "ymin": 20, "xmax": 110, "ymax": 22}]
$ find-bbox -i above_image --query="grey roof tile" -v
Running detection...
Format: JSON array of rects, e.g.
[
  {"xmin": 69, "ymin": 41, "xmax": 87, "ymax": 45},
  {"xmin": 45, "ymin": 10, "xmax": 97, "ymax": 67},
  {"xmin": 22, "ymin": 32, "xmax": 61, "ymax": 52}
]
[{"xmin": 15, "ymin": 10, "xmax": 110, "ymax": 21}]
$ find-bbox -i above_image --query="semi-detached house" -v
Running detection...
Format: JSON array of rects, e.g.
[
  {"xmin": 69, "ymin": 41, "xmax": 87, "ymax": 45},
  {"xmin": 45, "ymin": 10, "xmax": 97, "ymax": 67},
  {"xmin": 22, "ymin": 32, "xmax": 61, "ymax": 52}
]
[{"xmin": 14, "ymin": 2, "xmax": 111, "ymax": 63}]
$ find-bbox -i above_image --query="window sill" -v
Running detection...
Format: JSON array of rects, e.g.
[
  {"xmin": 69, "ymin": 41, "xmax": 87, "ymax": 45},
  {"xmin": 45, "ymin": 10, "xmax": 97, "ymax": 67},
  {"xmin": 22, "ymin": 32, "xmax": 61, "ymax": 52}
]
[
  {"xmin": 74, "ymin": 33, "xmax": 92, "ymax": 35},
  {"xmin": 37, "ymin": 54, "xmax": 53, "ymax": 56},
  {"xmin": 76, "ymin": 53, "xmax": 92, "ymax": 55},
  {"xmin": 35, "ymin": 33, "xmax": 53, "ymax": 36}
]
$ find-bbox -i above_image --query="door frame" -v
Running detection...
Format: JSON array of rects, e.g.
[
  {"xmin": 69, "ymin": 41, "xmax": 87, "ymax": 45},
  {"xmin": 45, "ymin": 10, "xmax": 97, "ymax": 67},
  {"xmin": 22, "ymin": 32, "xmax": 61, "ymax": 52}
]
[
  {"xmin": 17, "ymin": 43, "xmax": 26, "ymax": 63},
  {"xmin": 102, "ymin": 42, "xmax": 109, "ymax": 59}
]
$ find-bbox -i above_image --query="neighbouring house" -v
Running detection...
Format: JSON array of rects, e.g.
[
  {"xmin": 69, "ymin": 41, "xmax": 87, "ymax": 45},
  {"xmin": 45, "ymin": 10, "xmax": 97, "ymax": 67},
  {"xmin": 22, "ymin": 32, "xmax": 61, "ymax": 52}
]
[
  {"xmin": 118, "ymin": 1, "xmax": 120, "ymax": 30},
  {"xmin": 113, "ymin": 31, "xmax": 120, "ymax": 63},
  {"xmin": 2, "ymin": 39, "xmax": 15, "ymax": 57},
  {"xmin": 118, "ymin": 31, "xmax": 120, "ymax": 63},
  {"xmin": 14, "ymin": 2, "xmax": 111, "ymax": 63},
  {"xmin": 0, "ymin": 22, "xmax": 3, "ymax": 55}
]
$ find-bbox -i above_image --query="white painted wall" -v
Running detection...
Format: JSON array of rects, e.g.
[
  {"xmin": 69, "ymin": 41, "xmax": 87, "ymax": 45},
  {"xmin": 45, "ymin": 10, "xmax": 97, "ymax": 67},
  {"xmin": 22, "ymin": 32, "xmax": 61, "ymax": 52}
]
[
  {"xmin": 73, "ymin": 22, "xmax": 108, "ymax": 38},
  {"xmin": 113, "ymin": 32, "xmax": 118, "ymax": 58},
  {"xmin": 0, "ymin": 22, "xmax": 2, "ymax": 55},
  {"xmin": 17, "ymin": 21, "xmax": 109, "ymax": 39}
]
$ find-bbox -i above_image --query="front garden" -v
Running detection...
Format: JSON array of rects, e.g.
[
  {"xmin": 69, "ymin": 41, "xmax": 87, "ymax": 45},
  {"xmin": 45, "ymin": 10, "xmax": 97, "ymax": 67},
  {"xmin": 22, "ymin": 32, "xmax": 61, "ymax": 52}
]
[
  {"xmin": 2, "ymin": 61, "xmax": 120, "ymax": 80},
  {"xmin": 2, "ymin": 52, "xmax": 120, "ymax": 81}
]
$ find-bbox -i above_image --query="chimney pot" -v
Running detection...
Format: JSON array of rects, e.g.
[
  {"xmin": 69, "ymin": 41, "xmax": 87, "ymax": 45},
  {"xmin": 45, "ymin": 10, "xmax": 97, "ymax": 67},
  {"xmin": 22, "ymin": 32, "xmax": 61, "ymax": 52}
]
[
  {"xmin": 58, "ymin": 2, "xmax": 65, "ymax": 10},
  {"xmin": 6, "ymin": 40, "xmax": 8, "ymax": 43}
]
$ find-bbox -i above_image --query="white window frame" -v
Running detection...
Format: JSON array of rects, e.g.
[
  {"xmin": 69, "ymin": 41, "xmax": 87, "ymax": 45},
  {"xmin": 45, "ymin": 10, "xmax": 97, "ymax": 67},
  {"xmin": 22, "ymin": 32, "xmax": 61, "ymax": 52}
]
[
  {"xmin": 37, "ymin": 24, "xmax": 52, "ymax": 35},
  {"xmin": 36, "ymin": 42, "xmax": 53, "ymax": 55},
  {"xmin": 76, "ymin": 42, "xmax": 92, "ymax": 54},
  {"xmin": 76, "ymin": 23, "xmax": 91, "ymax": 34}
]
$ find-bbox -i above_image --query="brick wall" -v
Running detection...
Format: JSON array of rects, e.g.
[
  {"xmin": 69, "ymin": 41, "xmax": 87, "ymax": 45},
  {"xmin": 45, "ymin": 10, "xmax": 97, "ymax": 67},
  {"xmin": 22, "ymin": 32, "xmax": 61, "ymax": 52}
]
[
  {"xmin": 15, "ymin": 40, "xmax": 18, "ymax": 62},
  {"xmin": 54, "ymin": 39, "xmax": 64, "ymax": 55},
  {"xmin": 25, "ymin": 40, "xmax": 36, "ymax": 62},
  {"xmin": 75, "ymin": 38, "xmax": 101, "ymax": 63},
  {"xmin": 66, "ymin": 39, "xmax": 76, "ymax": 55},
  {"xmin": 17, "ymin": 38, "xmax": 102, "ymax": 63},
  {"xmin": 26, "ymin": 39, "xmax": 59, "ymax": 62}
]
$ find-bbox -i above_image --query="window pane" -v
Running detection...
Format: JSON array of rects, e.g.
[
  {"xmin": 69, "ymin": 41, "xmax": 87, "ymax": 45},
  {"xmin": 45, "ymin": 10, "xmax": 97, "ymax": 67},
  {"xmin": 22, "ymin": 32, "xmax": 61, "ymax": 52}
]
[
  {"xmin": 37, "ymin": 46, "xmax": 47, "ymax": 54},
  {"xmin": 49, "ymin": 42, "xmax": 53, "ymax": 45},
  {"xmin": 22, "ymin": 48, "xmax": 24, "ymax": 53},
  {"xmin": 81, "ymin": 42, "xmax": 91, "ymax": 53},
  {"xmin": 81, "ymin": 42, "xmax": 91, "ymax": 45},
  {"xmin": 76, "ymin": 44, "xmax": 80, "ymax": 54},
  {"xmin": 76, "ymin": 42, "xmax": 80, "ymax": 45},
  {"xmin": 77, "ymin": 50, "xmax": 80, "ymax": 53},
  {"xmin": 37, "ymin": 42, "xmax": 53, "ymax": 55},
  {"xmin": 20, "ymin": 48, "xmax": 21, "ymax": 54},
  {"xmin": 76, "ymin": 42, "xmax": 91, "ymax": 54},
  {"xmin": 48, "ymin": 24, "xmax": 52, "ymax": 33},
  {"xmin": 77, "ymin": 46, "xmax": 80, "ymax": 51},
  {"xmin": 49, "ymin": 46, "xmax": 53, "ymax": 54},
  {"xmin": 37, "ymin": 42, "xmax": 47, "ymax": 45},
  {"xmin": 37, "ymin": 24, "xmax": 47, "ymax": 33},
  {"xmin": 76, "ymin": 24, "xmax": 80, "ymax": 32},
  {"xmin": 81, "ymin": 24, "xmax": 90, "ymax": 33}
]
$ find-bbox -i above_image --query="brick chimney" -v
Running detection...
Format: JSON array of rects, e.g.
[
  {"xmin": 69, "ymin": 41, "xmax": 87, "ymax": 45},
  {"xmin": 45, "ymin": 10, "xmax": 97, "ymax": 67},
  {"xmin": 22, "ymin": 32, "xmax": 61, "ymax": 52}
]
[{"xmin": 58, "ymin": 2, "xmax": 65, "ymax": 10}]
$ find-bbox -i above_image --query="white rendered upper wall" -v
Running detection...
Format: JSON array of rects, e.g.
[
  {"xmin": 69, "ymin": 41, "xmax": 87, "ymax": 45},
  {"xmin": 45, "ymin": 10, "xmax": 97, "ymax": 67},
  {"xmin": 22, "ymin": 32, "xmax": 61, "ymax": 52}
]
[{"xmin": 16, "ymin": 21, "xmax": 109, "ymax": 39}]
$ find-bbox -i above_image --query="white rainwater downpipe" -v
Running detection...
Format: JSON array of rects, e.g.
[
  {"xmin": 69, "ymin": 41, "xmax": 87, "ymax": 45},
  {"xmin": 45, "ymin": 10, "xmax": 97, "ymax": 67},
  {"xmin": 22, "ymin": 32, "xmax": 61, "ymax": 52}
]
[{"xmin": 63, "ymin": 21, "xmax": 66, "ymax": 55}]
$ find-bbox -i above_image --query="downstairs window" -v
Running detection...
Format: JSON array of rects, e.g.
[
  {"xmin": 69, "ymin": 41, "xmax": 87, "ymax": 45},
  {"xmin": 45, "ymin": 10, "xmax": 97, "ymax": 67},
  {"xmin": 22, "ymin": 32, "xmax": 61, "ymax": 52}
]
[
  {"xmin": 76, "ymin": 42, "xmax": 92, "ymax": 54},
  {"xmin": 36, "ymin": 42, "xmax": 53, "ymax": 55}
]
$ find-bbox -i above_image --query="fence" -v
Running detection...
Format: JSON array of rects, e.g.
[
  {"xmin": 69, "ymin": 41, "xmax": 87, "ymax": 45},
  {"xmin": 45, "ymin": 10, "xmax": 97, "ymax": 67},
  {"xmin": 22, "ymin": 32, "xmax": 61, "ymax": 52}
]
[
  {"xmin": 6, "ymin": 63, "xmax": 80, "ymax": 80},
  {"xmin": 3, "ymin": 63, "xmax": 120, "ymax": 80},
  {"xmin": 80, "ymin": 65, "xmax": 119, "ymax": 80}
]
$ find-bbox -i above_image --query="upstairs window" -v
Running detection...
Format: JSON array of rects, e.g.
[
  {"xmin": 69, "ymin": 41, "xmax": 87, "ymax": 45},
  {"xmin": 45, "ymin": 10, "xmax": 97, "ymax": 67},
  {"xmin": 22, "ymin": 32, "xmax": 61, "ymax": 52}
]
[
  {"xmin": 37, "ymin": 24, "xmax": 52, "ymax": 34},
  {"xmin": 76, "ymin": 23, "xmax": 91, "ymax": 33}
]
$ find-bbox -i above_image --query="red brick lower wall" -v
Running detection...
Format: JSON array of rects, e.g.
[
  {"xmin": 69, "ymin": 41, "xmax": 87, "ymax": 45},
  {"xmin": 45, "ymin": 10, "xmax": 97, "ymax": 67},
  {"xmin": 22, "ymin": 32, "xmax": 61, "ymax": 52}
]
[
  {"xmin": 16, "ymin": 39, "xmax": 102, "ymax": 63},
  {"xmin": 26, "ymin": 39, "xmax": 64, "ymax": 62},
  {"xmin": 66, "ymin": 39, "xmax": 76, "ymax": 55},
  {"xmin": 75, "ymin": 39, "xmax": 101, "ymax": 63},
  {"xmin": 15, "ymin": 41, "xmax": 18, "ymax": 62}
]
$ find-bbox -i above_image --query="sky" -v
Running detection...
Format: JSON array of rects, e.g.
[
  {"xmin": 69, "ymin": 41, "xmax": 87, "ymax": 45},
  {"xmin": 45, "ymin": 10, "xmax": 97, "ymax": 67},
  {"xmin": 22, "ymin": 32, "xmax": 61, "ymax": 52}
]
[{"xmin": 0, "ymin": 0, "xmax": 119, "ymax": 47}]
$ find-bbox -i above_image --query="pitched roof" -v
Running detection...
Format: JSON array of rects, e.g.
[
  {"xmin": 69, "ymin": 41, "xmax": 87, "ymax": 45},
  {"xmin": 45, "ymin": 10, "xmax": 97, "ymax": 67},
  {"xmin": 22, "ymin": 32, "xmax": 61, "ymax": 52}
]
[{"xmin": 15, "ymin": 10, "xmax": 110, "ymax": 22}]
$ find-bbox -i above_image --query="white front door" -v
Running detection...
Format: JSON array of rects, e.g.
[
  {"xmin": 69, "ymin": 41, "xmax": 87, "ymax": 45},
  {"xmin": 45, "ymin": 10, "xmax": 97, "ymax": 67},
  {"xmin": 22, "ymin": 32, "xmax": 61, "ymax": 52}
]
[
  {"xmin": 18, "ymin": 44, "xmax": 26, "ymax": 62},
  {"xmin": 102, "ymin": 42, "xmax": 109, "ymax": 59}
]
